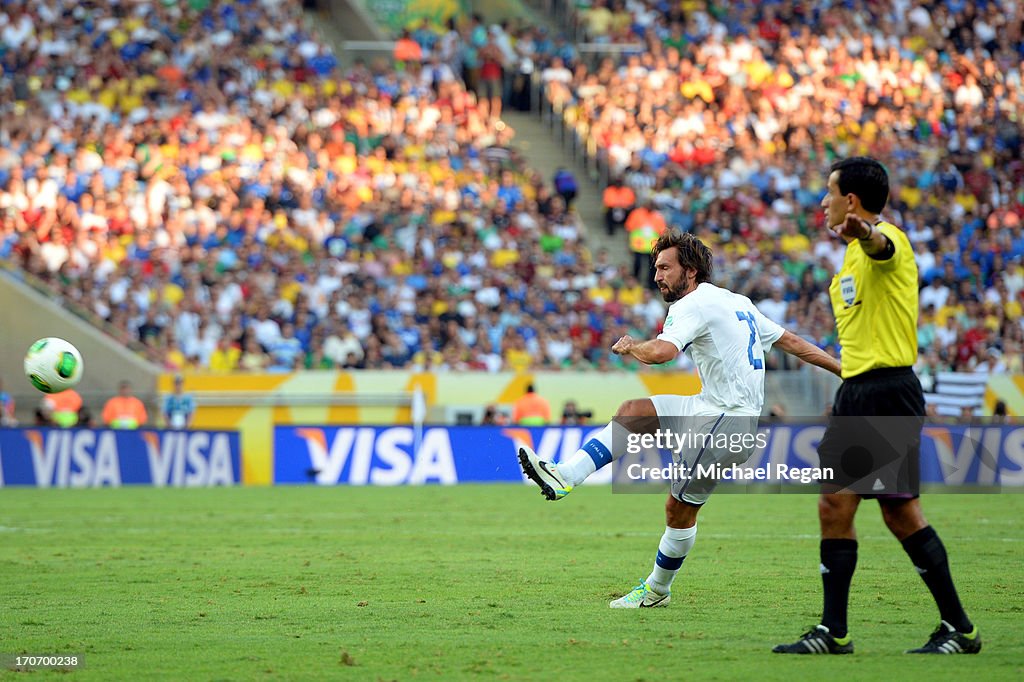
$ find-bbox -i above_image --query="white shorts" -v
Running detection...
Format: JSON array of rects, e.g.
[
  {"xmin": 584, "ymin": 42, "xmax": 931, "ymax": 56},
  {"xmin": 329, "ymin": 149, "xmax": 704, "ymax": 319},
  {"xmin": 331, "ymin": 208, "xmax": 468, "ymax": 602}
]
[
  {"xmin": 649, "ymin": 394, "xmax": 760, "ymax": 506},
  {"xmin": 649, "ymin": 394, "xmax": 734, "ymax": 418}
]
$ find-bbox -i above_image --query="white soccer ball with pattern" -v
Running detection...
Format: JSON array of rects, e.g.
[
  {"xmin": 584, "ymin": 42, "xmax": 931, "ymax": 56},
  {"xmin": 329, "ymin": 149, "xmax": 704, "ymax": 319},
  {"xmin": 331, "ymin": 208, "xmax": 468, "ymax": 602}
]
[{"xmin": 24, "ymin": 337, "xmax": 84, "ymax": 394}]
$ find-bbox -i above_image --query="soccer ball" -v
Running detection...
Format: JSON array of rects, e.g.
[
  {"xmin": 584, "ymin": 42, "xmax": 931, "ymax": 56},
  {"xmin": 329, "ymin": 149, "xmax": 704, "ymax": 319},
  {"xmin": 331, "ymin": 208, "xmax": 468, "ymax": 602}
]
[{"xmin": 24, "ymin": 337, "xmax": 84, "ymax": 394}]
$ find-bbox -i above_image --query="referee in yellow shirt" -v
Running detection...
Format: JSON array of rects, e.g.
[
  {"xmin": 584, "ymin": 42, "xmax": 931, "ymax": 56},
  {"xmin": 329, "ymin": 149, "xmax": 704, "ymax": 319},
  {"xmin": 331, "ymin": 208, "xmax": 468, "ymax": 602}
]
[{"xmin": 775, "ymin": 157, "xmax": 979, "ymax": 655}]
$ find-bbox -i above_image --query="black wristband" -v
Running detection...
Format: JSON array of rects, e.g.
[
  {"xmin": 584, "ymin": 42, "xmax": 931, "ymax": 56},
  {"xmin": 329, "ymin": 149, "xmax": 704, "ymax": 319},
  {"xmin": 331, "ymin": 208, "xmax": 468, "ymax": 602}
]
[{"xmin": 866, "ymin": 234, "xmax": 896, "ymax": 261}]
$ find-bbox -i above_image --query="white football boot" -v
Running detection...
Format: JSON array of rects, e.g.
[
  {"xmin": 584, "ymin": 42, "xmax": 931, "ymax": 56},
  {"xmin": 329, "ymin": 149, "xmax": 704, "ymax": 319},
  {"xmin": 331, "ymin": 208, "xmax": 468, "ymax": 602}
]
[
  {"xmin": 609, "ymin": 581, "xmax": 671, "ymax": 608},
  {"xmin": 518, "ymin": 446, "xmax": 573, "ymax": 501}
]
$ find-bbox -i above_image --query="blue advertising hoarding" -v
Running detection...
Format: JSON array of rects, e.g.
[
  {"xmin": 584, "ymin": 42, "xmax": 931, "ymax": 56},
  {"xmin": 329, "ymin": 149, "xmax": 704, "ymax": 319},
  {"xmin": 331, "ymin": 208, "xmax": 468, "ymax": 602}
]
[
  {"xmin": 274, "ymin": 424, "xmax": 1024, "ymax": 486},
  {"xmin": 274, "ymin": 424, "xmax": 603, "ymax": 485},
  {"xmin": 0, "ymin": 428, "xmax": 241, "ymax": 487}
]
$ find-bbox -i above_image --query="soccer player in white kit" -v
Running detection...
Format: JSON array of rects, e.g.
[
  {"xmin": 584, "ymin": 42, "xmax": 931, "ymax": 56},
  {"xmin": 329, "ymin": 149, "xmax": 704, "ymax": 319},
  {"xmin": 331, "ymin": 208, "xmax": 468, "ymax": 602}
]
[{"xmin": 520, "ymin": 230, "xmax": 842, "ymax": 607}]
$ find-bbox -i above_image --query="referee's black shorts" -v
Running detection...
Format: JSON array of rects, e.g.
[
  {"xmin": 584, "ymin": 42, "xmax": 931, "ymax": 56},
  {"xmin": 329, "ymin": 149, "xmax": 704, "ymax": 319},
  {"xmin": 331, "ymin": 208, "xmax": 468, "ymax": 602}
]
[{"xmin": 818, "ymin": 367, "xmax": 925, "ymax": 497}]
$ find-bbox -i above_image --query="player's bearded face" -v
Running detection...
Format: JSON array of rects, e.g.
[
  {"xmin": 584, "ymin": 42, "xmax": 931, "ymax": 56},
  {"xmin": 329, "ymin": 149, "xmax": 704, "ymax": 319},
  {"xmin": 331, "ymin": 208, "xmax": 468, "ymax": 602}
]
[
  {"xmin": 654, "ymin": 253, "xmax": 692, "ymax": 302},
  {"xmin": 660, "ymin": 277, "xmax": 689, "ymax": 302}
]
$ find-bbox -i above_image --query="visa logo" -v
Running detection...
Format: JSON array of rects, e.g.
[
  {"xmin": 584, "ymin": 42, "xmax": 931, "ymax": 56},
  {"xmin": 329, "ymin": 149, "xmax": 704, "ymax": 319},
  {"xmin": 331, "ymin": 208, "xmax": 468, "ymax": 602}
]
[
  {"xmin": 24, "ymin": 430, "xmax": 121, "ymax": 488},
  {"xmin": 925, "ymin": 426, "xmax": 1024, "ymax": 485},
  {"xmin": 140, "ymin": 431, "xmax": 236, "ymax": 487},
  {"xmin": 20, "ymin": 430, "xmax": 236, "ymax": 488},
  {"xmin": 294, "ymin": 427, "xmax": 457, "ymax": 485}
]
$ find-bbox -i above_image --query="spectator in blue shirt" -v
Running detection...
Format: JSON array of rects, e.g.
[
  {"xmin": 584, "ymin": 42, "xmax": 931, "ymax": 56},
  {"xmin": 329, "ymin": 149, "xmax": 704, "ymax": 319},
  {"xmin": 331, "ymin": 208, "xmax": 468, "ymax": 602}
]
[{"xmin": 268, "ymin": 323, "xmax": 304, "ymax": 371}]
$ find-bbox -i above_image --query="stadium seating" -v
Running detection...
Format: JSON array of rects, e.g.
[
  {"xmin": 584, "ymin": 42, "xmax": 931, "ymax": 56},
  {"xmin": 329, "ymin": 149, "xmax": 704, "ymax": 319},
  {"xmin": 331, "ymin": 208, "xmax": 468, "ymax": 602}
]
[
  {"xmin": 546, "ymin": 0, "xmax": 1024, "ymax": 382},
  {"xmin": 0, "ymin": 0, "xmax": 670, "ymax": 374},
  {"xmin": 4, "ymin": 0, "xmax": 1023, "ymax": 385}
]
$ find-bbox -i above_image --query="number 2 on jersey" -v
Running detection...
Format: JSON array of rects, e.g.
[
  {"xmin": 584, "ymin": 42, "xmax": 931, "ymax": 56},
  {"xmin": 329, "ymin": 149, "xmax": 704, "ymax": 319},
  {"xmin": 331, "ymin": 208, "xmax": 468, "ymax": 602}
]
[{"xmin": 735, "ymin": 311, "xmax": 764, "ymax": 370}]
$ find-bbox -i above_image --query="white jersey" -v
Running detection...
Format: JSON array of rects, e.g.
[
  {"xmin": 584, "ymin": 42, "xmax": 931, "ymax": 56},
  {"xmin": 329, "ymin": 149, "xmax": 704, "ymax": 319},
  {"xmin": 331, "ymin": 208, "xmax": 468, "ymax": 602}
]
[{"xmin": 657, "ymin": 283, "xmax": 785, "ymax": 416}]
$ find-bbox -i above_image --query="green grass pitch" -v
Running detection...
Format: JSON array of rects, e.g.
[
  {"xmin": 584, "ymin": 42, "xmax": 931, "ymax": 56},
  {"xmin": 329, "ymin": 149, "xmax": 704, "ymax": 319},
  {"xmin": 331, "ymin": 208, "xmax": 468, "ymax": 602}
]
[{"xmin": 1, "ymin": 486, "xmax": 1022, "ymax": 680}]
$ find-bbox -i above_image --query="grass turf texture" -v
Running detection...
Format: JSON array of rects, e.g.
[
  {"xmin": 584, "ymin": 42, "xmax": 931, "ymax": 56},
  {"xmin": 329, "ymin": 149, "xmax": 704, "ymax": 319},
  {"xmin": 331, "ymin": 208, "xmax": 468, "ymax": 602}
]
[{"xmin": 1, "ymin": 487, "xmax": 1022, "ymax": 680}]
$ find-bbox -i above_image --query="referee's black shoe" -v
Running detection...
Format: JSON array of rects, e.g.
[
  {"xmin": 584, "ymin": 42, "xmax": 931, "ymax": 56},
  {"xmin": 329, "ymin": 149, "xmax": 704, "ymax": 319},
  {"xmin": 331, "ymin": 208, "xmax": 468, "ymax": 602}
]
[
  {"xmin": 906, "ymin": 621, "xmax": 982, "ymax": 654},
  {"xmin": 772, "ymin": 625, "xmax": 854, "ymax": 654}
]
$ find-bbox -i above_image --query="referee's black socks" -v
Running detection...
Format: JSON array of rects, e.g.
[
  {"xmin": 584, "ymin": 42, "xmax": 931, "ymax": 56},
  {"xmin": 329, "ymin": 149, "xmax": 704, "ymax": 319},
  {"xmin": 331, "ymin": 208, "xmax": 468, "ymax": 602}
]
[
  {"xmin": 901, "ymin": 526, "xmax": 973, "ymax": 633},
  {"xmin": 820, "ymin": 538, "xmax": 858, "ymax": 639}
]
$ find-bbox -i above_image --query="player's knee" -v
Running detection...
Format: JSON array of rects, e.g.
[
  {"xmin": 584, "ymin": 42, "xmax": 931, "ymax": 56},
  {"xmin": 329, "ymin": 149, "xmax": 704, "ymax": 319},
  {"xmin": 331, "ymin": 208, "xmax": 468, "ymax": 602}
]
[
  {"xmin": 818, "ymin": 494, "xmax": 852, "ymax": 525},
  {"xmin": 616, "ymin": 399, "xmax": 653, "ymax": 418},
  {"xmin": 817, "ymin": 496, "xmax": 834, "ymax": 522},
  {"xmin": 665, "ymin": 497, "xmax": 699, "ymax": 528}
]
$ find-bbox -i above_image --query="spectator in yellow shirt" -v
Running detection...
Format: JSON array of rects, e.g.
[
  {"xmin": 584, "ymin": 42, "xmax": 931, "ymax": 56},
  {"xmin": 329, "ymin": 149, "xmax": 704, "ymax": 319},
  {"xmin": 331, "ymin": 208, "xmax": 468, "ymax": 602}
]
[
  {"xmin": 779, "ymin": 221, "xmax": 811, "ymax": 258},
  {"xmin": 582, "ymin": 0, "xmax": 614, "ymax": 39},
  {"xmin": 898, "ymin": 177, "xmax": 923, "ymax": 210},
  {"xmin": 504, "ymin": 335, "xmax": 533, "ymax": 373},
  {"xmin": 209, "ymin": 338, "xmax": 242, "ymax": 372},
  {"xmin": 617, "ymin": 276, "xmax": 645, "ymax": 307},
  {"xmin": 588, "ymin": 281, "xmax": 615, "ymax": 305}
]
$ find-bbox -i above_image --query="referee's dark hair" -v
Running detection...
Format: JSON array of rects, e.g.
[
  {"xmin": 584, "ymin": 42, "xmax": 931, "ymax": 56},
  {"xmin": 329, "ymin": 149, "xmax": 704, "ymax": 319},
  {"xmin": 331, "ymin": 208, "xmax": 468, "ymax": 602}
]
[
  {"xmin": 830, "ymin": 156, "xmax": 890, "ymax": 214},
  {"xmin": 651, "ymin": 229, "xmax": 713, "ymax": 284}
]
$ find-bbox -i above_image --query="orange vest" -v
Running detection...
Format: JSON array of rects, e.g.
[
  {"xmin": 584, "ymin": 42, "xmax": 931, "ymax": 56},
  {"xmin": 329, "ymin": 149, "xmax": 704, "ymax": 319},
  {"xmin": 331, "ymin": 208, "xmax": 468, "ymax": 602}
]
[
  {"xmin": 512, "ymin": 393, "xmax": 551, "ymax": 425},
  {"xmin": 50, "ymin": 389, "xmax": 82, "ymax": 428},
  {"xmin": 394, "ymin": 38, "xmax": 423, "ymax": 63},
  {"xmin": 626, "ymin": 208, "xmax": 667, "ymax": 253},
  {"xmin": 603, "ymin": 185, "xmax": 636, "ymax": 209},
  {"xmin": 102, "ymin": 396, "xmax": 148, "ymax": 429}
]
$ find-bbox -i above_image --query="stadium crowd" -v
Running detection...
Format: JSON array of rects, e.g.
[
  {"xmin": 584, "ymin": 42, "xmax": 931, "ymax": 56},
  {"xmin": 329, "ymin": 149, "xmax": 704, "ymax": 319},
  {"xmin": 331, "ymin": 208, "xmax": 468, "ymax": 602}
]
[
  {"xmin": 553, "ymin": 0, "xmax": 1024, "ymax": 378},
  {"xmin": 0, "ymin": 0, "xmax": 665, "ymax": 374},
  {"xmin": 2, "ymin": 0, "xmax": 1023, "ymax": 380}
]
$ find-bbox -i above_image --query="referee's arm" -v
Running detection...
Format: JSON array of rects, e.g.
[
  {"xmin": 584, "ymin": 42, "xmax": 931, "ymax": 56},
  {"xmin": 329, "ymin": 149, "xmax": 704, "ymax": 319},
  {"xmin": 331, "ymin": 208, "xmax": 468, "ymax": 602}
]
[{"xmin": 836, "ymin": 214, "xmax": 894, "ymax": 260}]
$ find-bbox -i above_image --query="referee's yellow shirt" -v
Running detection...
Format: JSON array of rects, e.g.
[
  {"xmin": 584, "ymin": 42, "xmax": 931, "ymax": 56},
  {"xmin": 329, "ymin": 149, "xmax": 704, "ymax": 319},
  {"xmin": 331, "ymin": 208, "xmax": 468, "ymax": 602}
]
[{"xmin": 829, "ymin": 221, "xmax": 918, "ymax": 379}]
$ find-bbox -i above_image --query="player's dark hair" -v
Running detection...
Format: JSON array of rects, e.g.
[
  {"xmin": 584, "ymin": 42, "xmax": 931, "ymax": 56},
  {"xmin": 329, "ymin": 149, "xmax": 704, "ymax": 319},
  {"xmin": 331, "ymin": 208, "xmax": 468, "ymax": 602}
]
[
  {"xmin": 651, "ymin": 229, "xmax": 713, "ymax": 284},
  {"xmin": 830, "ymin": 156, "xmax": 889, "ymax": 214}
]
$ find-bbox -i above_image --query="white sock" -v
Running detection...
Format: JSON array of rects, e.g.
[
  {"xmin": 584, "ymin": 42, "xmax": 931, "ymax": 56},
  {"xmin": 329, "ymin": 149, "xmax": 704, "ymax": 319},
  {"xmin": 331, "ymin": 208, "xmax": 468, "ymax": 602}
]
[
  {"xmin": 557, "ymin": 423, "xmax": 615, "ymax": 486},
  {"xmin": 645, "ymin": 525, "xmax": 697, "ymax": 595}
]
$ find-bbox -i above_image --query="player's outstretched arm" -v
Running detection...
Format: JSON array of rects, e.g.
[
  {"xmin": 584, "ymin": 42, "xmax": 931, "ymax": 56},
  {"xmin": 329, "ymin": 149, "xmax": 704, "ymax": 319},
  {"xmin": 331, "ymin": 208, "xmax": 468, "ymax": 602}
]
[
  {"xmin": 611, "ymin": 334, "xmax": 678, "ymax": 365},
  {"xmin": 774, "ymin": 330, "xmax": 842, "ymax": 377}
]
